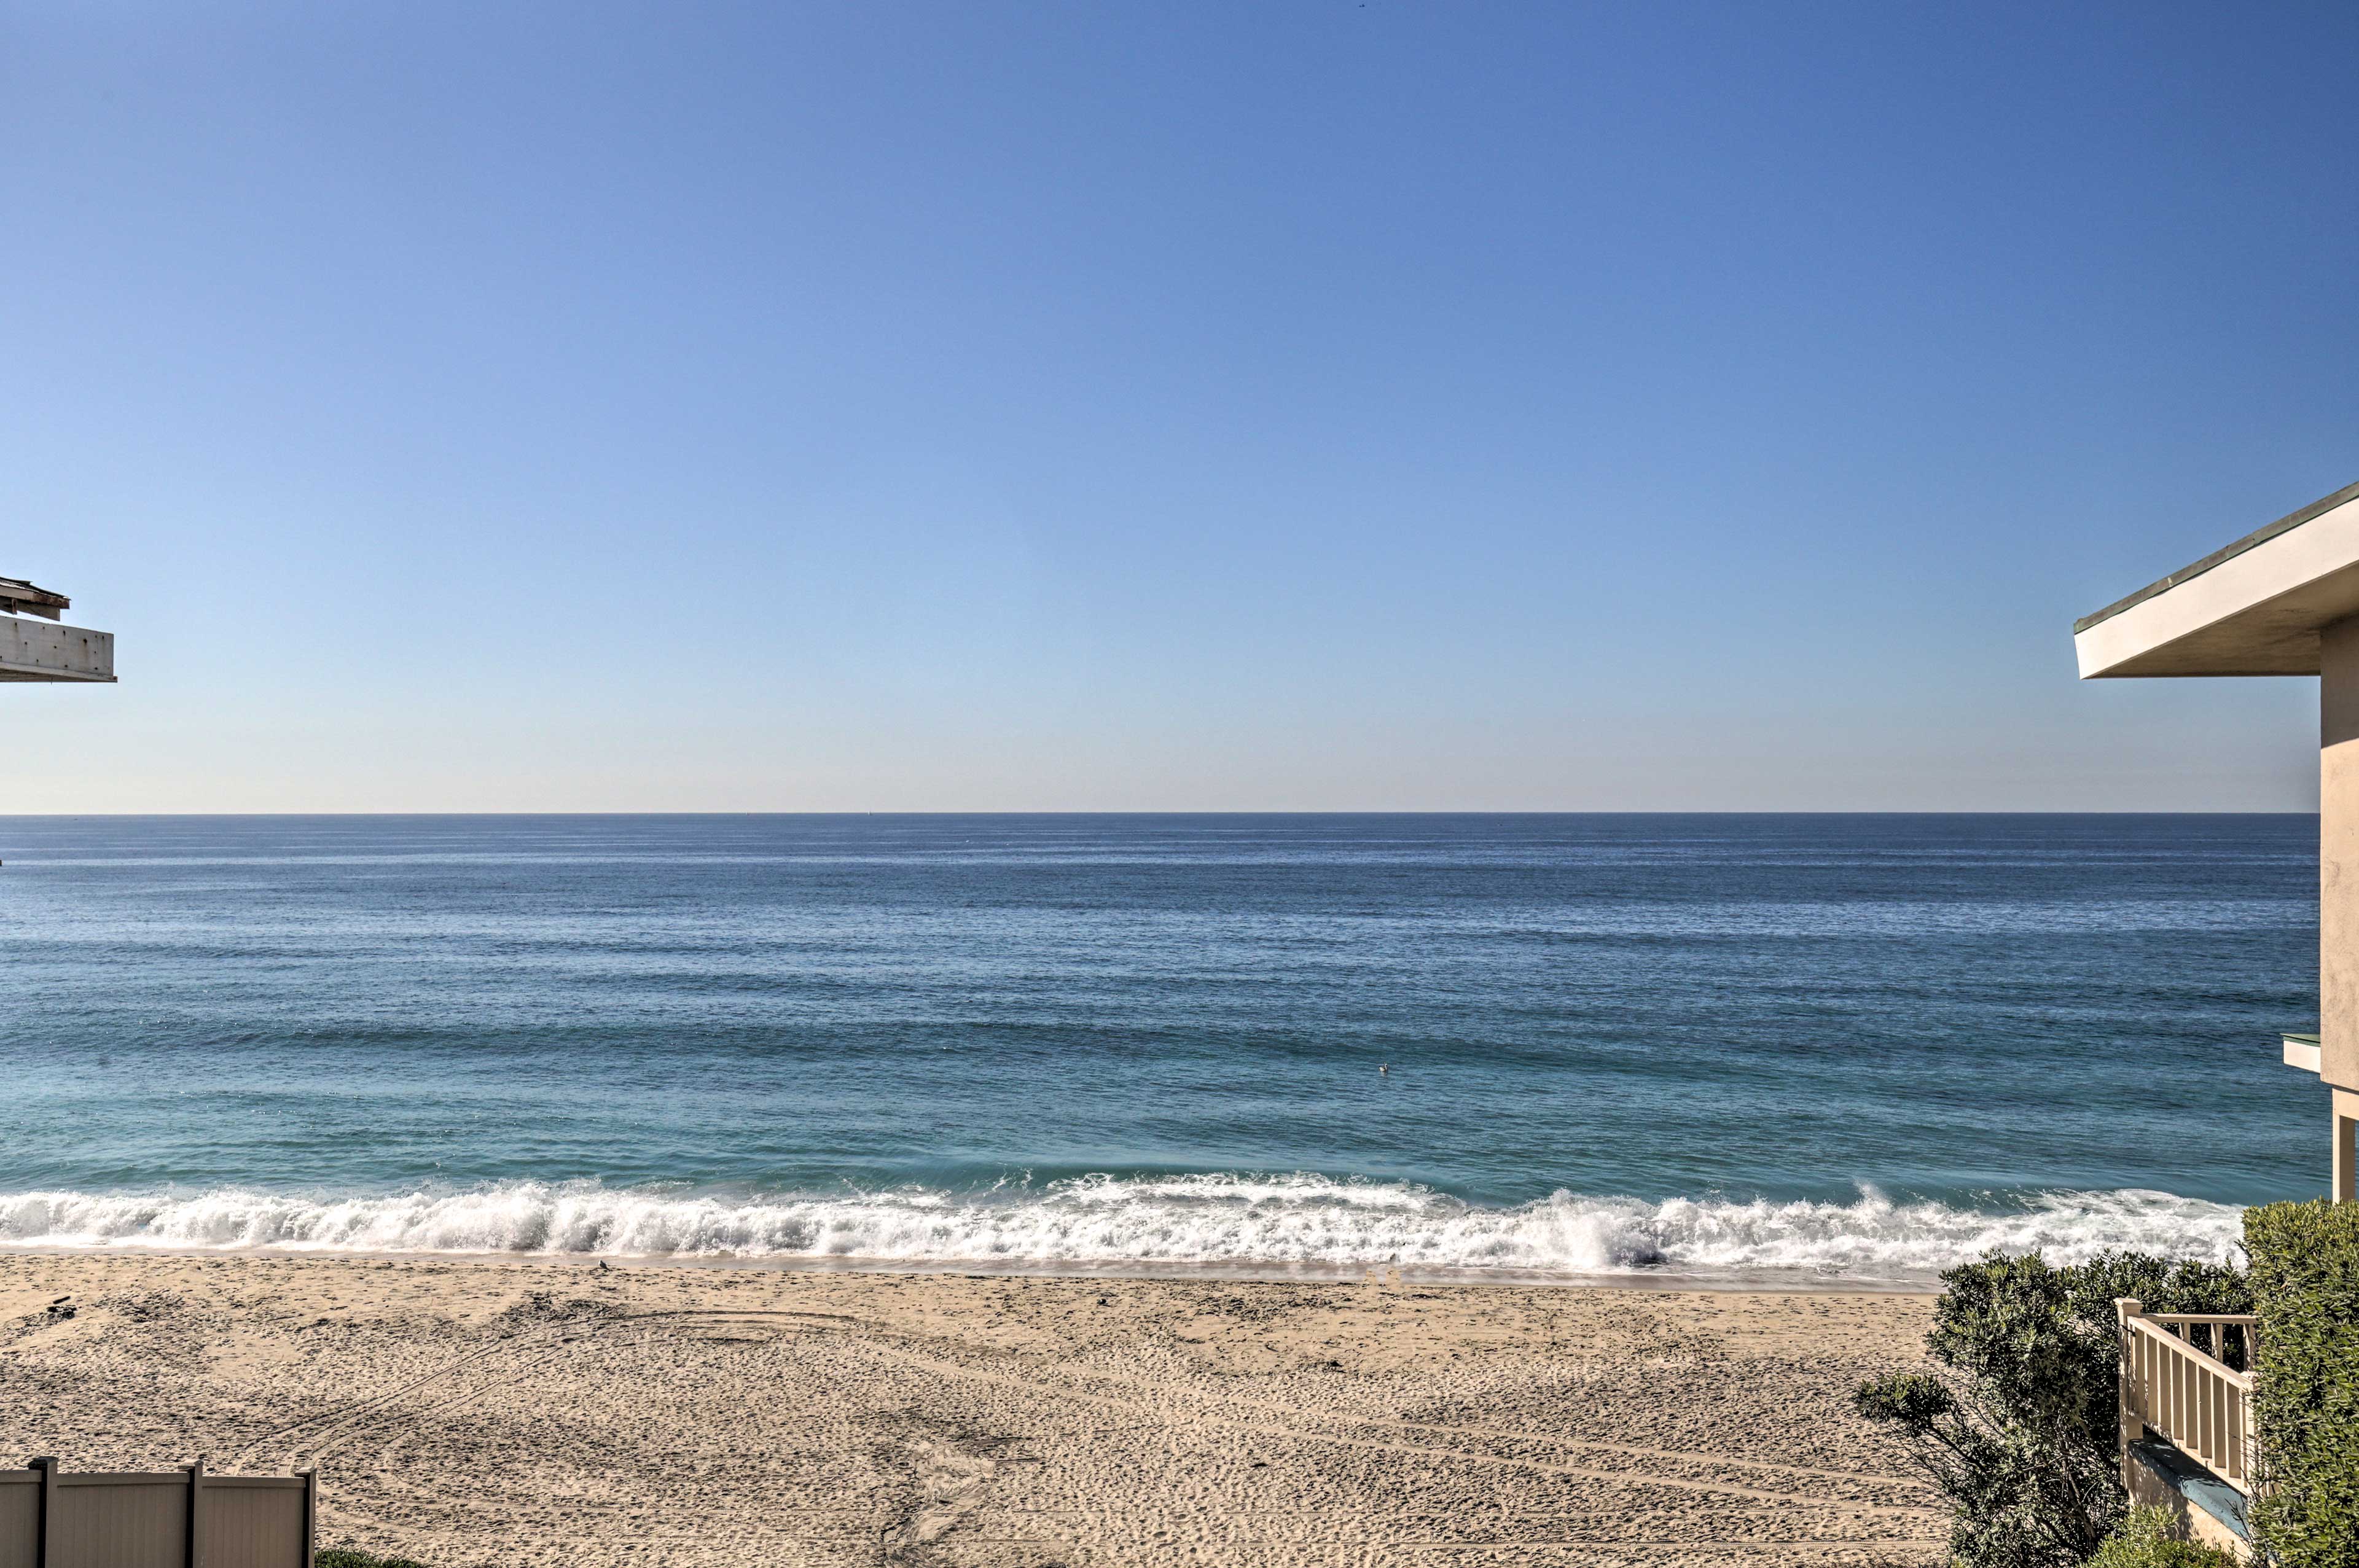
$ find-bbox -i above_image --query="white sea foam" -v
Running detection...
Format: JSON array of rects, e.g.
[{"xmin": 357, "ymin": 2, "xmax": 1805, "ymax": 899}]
[{"xmin": 0, "ymin": 1176, "xmax": 2247, "ymax": 1281}]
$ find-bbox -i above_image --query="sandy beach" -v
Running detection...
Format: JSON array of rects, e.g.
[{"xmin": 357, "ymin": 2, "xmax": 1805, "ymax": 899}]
[{"xmin": 1, "ymin": 1252, "xmax": 1943, "ymax": 1567}]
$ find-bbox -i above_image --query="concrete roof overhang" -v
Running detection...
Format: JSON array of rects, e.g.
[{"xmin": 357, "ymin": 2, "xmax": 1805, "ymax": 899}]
[
  {"xmin": 0, "ymin": 577, "xmax": 113, "ymax": 682},
  {"xmin": 0, "ymin": 615, "xmax": 114, "ymax": 681},
  {"xmin": 2075, "ymin": 480, "xmax": 2359, "ymax": 677}
]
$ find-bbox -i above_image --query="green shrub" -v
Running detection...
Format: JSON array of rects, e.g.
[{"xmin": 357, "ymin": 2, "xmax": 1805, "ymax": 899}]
[
  {"xmin": 317, "ymin": 1550, "xmax": 430, "ymax": 1568},
  {"xmin": 1855, "ymin": 1249, "xmax": 2249, "ymax": 1568},
  {"xmin": 2084, "ymin": 1505, "xmax": 2239, "ymax": 1568},
  {"xmin": 2245, "ymin": 1198, "xmax": 2359, "ymax": 1568}
]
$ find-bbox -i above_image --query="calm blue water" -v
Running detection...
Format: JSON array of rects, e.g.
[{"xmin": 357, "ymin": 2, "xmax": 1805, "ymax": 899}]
[{"xmin": 0, "ymin": 814, "xmax": 2323, "ymax": 1280}]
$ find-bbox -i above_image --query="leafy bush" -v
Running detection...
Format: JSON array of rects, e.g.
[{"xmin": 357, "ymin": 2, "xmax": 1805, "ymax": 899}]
[
  {"xmin": 1855, "ymin": 1249, "xmax": 2248, "ymax": 1568},
  {"xmin": 2084, "ymin": 1506, "xmax": 2239, "ymax": 1568},
  {"xmin": 2245, "ymin": 1198, "xmax": 2359, "ymax": 1568},
  {"xmin": 318, "ymin": 1550, "xmax": 431, "ymax": 1568}
]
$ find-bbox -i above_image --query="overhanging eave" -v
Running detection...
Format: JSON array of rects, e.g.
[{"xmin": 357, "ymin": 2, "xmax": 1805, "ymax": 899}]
[
  {"xmin": 2075, "ymin": 482, "xmax": 2359, "ymax": 678},
  {"xmin": 0, "ymin": 617, "xmax": 115, "ymax": 682}
]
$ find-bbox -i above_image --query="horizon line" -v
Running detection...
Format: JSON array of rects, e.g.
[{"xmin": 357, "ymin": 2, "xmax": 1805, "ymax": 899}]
[{"xmin": 0, "ymin": 808, "xmax": 2323, "ymax": 819}]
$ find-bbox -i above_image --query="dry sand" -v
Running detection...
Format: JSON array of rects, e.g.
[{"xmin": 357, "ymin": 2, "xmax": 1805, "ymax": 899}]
[{"xmin": 0, "ymin": 1254, "xmax": 1945, "ymax": 1567}]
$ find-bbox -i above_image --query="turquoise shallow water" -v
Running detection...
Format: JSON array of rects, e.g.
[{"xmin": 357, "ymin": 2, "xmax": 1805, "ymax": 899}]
[{"xmin": 0, "ymin": 814, "xmax": 2323, "ymax": 1280}]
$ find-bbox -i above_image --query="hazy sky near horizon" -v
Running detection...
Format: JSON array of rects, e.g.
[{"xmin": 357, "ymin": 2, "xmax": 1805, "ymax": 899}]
[{"xmin": 5, "ymin": 2, "xmax": 2355, "ymax": 812}]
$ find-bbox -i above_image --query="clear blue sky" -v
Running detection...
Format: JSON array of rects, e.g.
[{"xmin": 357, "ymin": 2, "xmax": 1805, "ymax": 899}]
[{"xmin": 5, "ymin": 2, "xmax": 2353, "ymax": 811}]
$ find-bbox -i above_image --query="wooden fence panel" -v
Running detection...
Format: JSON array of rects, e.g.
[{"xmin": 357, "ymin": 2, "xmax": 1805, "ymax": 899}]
[
  {"xmin": 201, "ymin": 1481, "xmax": 308, "ymax": 1568},
  {"xmin": 0, "ymin": 1475, "xmax": 38, "ymax": 1568},
  {"xmin": 50, "ymin": 1476, "xmax": 189, "ymax": 1568},
  {"xmin": 0, "ymin": 1465, "xmax": 311, "ymax": 1568}
]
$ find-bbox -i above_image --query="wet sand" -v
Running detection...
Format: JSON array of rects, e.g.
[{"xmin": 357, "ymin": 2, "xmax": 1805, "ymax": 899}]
[{"xmin": 1, "ymin": 1252, "xmax": 1944, "ymax": 1567}]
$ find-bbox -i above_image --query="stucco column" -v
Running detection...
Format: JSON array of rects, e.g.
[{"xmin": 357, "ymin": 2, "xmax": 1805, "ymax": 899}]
[
  {"xmin": 2336, "ymin": 1091, "xmax": 2357, "ymax": 1203},
  {"xmin": 2320, "ymin": 618, "xmax": 2359, "ymax": 1197}
]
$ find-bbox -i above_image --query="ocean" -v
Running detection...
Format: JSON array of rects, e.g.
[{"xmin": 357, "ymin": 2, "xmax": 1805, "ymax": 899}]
[{"xmin": 0, "ymin": 813, "xmax": 2323, "ymax": 1284}]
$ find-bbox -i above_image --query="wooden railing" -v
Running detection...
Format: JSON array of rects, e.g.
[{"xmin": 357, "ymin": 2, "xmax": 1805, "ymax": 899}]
[{"xmin": 2117, "ymin": 1298, "xmax": 2258, "ymax": 1495}]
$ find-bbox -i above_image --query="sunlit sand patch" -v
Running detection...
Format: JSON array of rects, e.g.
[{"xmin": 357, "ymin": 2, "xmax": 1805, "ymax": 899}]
[{"xmin": 1, "ymin": 1250, "xmax": 1947, "ymax": 1567}]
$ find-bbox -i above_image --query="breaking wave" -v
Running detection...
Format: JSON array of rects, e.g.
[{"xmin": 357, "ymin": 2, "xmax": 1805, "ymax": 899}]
[{"xmin": 0, "ymin": 1175, "xmax": 2245, "ymax": 1282}]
